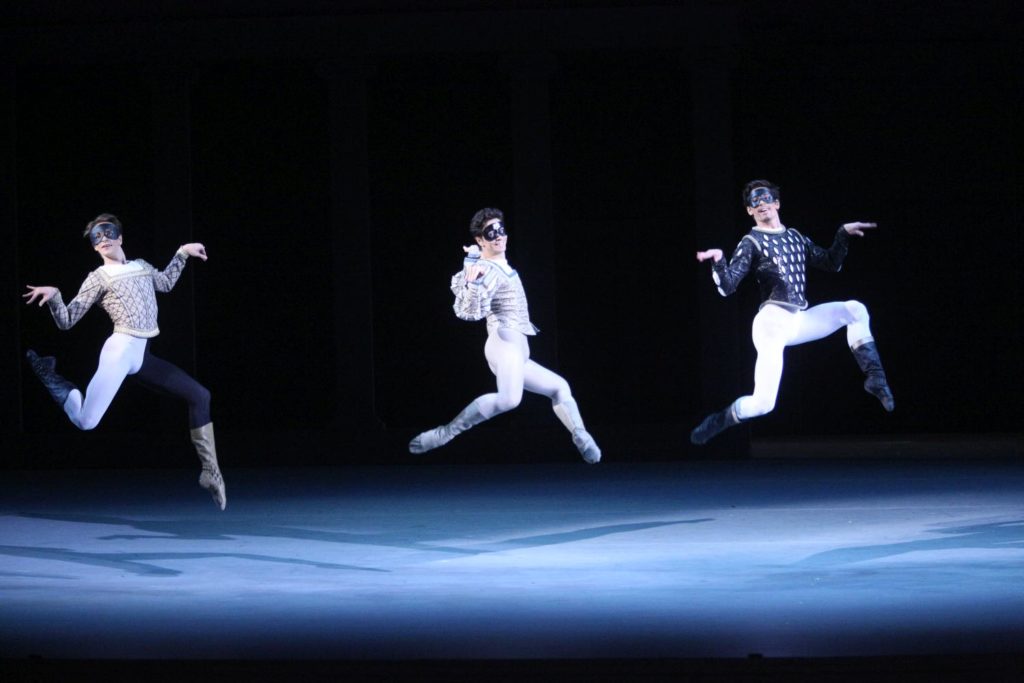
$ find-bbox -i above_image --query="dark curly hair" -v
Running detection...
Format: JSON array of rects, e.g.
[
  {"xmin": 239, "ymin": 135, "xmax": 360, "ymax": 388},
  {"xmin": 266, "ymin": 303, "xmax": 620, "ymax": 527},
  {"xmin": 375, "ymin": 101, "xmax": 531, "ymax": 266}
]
[
  {"xmin": 83, "ymin": 213, "xmax": 123, "ymax": 238},
  {"xmin": 741, "ymin": 180, "xmax": 780, "ymax": 208},
  {"xmin": 469, "ymin": 207, "xmax": 504, "ymax": 239}
]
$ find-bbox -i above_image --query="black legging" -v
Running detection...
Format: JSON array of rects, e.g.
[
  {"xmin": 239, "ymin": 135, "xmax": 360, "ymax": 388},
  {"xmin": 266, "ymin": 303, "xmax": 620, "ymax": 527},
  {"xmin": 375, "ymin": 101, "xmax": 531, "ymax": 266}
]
[{"xmin": 133, "ymin": 349, "xmax": 211, "ymax": 429}]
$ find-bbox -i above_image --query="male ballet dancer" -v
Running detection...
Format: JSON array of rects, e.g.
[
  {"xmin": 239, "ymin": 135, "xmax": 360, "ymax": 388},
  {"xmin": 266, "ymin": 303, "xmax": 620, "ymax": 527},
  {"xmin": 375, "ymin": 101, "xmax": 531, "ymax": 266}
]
[
  {"xmin": 409, "ymin": 208, "xmax": 601, "ymax": 463},
  {"xmin": 691, "ymin": 180, "xmax": 894, "ymax": 444},
  {"xmin": 24, "ymin": 213, "xmax": 226, "ymax": 509}
]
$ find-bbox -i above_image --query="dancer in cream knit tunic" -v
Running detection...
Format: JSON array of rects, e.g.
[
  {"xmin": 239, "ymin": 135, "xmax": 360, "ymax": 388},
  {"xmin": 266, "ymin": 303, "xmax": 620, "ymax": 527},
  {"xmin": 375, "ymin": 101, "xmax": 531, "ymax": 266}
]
[{"xmin": 24, "ymin": 213, "xmax": 226, "ymax": 509}]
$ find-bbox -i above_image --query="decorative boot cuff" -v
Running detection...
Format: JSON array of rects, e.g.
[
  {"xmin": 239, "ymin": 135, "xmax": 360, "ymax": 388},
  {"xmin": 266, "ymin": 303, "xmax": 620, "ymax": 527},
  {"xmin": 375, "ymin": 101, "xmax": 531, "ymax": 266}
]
[{"xmin": 849, "ymin": 336, "xmax": 875, "ymax": 351}]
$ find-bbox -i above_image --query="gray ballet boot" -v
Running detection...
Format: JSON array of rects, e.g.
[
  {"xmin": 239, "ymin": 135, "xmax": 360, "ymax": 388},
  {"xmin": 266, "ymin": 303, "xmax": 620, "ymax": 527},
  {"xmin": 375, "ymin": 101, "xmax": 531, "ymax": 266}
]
[
  {"xmin": 26, "ymin": 349, "xmax": 77, "ymax": 407},
  {"xmin": 191, "ymin": 422, "xmax": 226, "ymax": 510},
  {"xmin": 409, "ymin": 400, "xmax": 487, "ymax": 454},
  {"xmin": 553, "ymin": 398, "xmax": 601, "ymax": 464},
  {"xmin": 851, "ymin": 340, "xmax": 895, "ymax": 412},
  {"xmin": 690, "ymin": 401, "xmax": 742, "ymax": 446}
]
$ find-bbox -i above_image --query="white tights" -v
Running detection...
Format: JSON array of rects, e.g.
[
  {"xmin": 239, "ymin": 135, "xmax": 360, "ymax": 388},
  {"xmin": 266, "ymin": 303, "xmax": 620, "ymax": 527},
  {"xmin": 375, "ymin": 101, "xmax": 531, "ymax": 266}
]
[
  {"xmin": 475, "ymin": 328, "xmax": 572, "ymax": 418},
  {"xmin": 734, "ymin": 301, "xmax": 873, "ymax": 420},
  {"xmin": 63, "ymin": 333, "xmax": 147, "ymax": 430}
]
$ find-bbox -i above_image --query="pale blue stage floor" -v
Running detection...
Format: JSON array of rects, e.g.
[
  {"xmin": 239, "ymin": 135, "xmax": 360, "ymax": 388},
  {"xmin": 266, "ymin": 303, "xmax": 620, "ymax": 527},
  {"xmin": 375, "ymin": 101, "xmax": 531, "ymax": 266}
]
[{"xmin": 1, "ymin": 456, "xmax": 1022, "ymax": 676}]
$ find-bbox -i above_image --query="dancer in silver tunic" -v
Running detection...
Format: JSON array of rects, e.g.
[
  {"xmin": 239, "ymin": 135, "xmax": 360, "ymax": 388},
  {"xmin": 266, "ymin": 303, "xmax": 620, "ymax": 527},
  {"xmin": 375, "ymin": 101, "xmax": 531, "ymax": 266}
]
[
  {"xmin": 409, "ymin": 208, "xmax": 601, "ymax": 463},
  {"xmin": 690, "ymin": 180, "xmax": 894, "ymax": 445},
  {"xmin": 23, "ymin": 214, "xmax": 226, "ymax": 509}
]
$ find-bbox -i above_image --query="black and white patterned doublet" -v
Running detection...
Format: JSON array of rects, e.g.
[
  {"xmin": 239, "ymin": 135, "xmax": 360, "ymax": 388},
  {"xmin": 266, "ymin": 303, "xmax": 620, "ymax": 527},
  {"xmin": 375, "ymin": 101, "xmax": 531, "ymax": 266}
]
[
  {"xmin": 712, "ymin": 226, "xmax": 849, "ymax": 311},
  {"xmin": 451, "ymin": 256, "xmax": 539, "ymax": 336},
  {"xmin": 47, "ymin": 251, "xmax": 188, "ymax": 338}
]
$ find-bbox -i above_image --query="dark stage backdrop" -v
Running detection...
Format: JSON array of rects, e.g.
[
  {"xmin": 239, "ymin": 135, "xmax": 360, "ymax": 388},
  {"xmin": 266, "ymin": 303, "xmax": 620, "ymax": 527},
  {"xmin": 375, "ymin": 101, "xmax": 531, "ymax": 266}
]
[{"xmin": 2, "ymin": 1, "xmax": 1021, "ymax": 468}]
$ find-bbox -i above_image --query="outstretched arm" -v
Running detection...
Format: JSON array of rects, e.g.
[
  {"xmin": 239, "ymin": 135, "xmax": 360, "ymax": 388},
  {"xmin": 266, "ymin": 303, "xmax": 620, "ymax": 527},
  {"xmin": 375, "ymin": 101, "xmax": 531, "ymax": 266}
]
[
  {"xmin": 25, "ymin": 272, "xmax": 103, "ymax": 329},
  {"xmin": 805, "ymin": 222, "xmax": 876, "ymax": 272},
  {"xmin": 152, "ymin": 242, "xmax": 206, "ymax": 293}
]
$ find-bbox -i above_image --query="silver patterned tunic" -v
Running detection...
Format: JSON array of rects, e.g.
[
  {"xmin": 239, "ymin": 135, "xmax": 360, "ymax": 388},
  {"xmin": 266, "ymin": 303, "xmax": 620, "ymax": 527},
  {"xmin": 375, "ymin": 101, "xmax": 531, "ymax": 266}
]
[
  {"xmin": 46, "ymin": 250, "xmax": 189, "ymax": 338},
  {"xmin": 450, "ymin": 254, "xmax": 539, "ymax": 336}
]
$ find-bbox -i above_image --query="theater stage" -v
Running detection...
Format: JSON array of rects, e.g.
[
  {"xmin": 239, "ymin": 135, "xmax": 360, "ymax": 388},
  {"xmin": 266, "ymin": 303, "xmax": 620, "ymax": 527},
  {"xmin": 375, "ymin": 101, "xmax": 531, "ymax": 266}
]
[{"xmin": 2, "ymin": 453, "xmax": 1022, "ymax": 680}]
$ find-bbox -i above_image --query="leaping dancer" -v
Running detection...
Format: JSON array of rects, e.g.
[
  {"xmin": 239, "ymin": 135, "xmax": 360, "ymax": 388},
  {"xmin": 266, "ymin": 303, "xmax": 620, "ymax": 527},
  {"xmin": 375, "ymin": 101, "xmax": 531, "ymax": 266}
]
[
  {"xmin": 691, "ymin": 180, "xmax": 894, "ymax": 445},
  {"xmin": 409, "ymin": 208, "xmax": 601, "ymax": 464},
  {"xmin": 23, "ymin": 213, "xmax": 226, "ymax": 509}
]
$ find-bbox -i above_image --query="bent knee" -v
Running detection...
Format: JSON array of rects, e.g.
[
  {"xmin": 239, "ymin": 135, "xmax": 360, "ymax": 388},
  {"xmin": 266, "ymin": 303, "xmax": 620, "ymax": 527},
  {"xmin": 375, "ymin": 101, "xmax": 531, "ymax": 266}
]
[
  {"xmin": 194, "ymin": 384, "xmax": 212, "ymax": 409},
  {"xmin": 551, "ymin": 382, "xmax": 572, "ymax": 404},
  {"xmin": 74, "ymin": 416, "xmax": 101, "ymax": 431},
  {"xmin": 744, "ymin": 397, "xmax": 777, "ymax": 418},
  {"xmin": 493, "ymin": 395, "xmax": 522, "ymax": 414},
  {"xmin": 844, "ymin": 300, "xmax": 869, "ymax": 322}
]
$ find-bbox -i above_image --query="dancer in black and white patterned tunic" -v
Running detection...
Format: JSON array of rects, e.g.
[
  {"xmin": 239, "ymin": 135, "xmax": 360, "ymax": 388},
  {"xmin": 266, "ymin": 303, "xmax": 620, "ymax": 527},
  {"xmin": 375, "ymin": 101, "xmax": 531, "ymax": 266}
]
[
  {"xmin": 691, "ymin": 180, "xmax": 894, "ymax": 445},
  {"xmin": 23, "ymin": 213, "xmax": 226, "ymax": 509},
  {"xmin": 409, "ymin": 208, "xmax": 601, "ymax": 463}
]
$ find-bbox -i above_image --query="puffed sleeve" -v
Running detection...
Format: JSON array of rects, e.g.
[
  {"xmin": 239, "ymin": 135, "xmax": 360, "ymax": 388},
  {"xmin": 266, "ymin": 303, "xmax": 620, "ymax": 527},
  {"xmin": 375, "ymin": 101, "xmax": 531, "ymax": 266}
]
[
  {"xmin": 711, "ymin": 236, "xmax": 758, "ymax": 297},
  {"xmin": 47, "ymin": 271, "xmax": 104, "ymax": 330}
]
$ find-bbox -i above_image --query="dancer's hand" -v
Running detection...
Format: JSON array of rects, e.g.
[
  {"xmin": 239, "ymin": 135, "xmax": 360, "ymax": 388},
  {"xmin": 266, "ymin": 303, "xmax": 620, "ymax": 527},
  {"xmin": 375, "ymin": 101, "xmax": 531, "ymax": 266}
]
[
  {"xmin": 181, "ymin": 243, "xmax": 208, "ymax": 261},
  {"xmin": 23, "ymin": 285, "xmax": 58, "ymax": 306},
  {"xmin": 696, "ymin": 249, "xmax": 723, "ymax": 263},
  {"xmin": 463, "ymin": 245, "xmax": 484, "ymax": 282},
  {"xmin": 842, "ymin": 222, "xmax": 877, "ymax": 237}
]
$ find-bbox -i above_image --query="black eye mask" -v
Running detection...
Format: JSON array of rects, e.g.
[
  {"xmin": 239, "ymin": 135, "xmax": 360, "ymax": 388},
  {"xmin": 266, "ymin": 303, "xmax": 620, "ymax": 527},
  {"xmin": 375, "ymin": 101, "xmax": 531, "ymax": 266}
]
[
  {"xmin": 748, "ymin": 188, "xmax": 777, "ymax": 208},
  {"xmin": 482, "ymin": 221, "xmax": 507, "ymax": 241},
  {"xmin": 88, "ymin": 222, "xmax": 121, "ymax": 246}
]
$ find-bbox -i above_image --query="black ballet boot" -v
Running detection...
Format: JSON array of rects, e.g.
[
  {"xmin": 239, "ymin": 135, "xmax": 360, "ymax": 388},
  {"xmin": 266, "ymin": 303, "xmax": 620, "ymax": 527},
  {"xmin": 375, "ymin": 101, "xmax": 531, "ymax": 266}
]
[
  {"xmin": 690, "ymin": 402, "xmax": 742, "ymax": 446},
  {"xmin": 851, "ymin": 341, "xmax": 895, "ymax": 412},
  {"xmin": 26, "ymin": 349, "xmax": 77, "ymax": 407}
]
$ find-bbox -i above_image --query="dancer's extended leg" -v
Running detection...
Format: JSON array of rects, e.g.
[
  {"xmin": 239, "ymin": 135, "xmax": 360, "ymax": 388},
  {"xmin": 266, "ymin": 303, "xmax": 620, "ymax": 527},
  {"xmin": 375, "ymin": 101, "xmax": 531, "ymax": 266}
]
[
  {"xmin": 62, "ymin": 333, "xmax": 147, "ymax": 431},
  {"xmin": 692, "ymin": 305, "xmax": 794, "ymax": 445},
  {"xmin": 692, "ymin": 300, "xmax": 892, "ymax": 446},
  {"xmin": 409, "ymin": 329, "xmax": 526, "ymax": 453},
  {"xmin": 524, "ymin": 360, "xmax": 601, "ymax": 464},
  {"xmin": 795, "ymin": 300, "xmax": 894, "ymax": 411},
  {"xmin": 734, "ymin": 304, "xmax": 795, "ymax": 420},
  {"xmin": 133, "ymin": 350, "xmax": 225, "ymax": 509}
]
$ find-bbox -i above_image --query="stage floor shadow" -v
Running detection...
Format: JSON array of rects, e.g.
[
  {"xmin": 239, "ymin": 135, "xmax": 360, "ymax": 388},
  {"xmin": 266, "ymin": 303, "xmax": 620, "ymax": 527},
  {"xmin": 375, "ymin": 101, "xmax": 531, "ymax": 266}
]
[{"xmin": 1, "ymin": 454, "xmax": 1022, "ymax": 679}]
